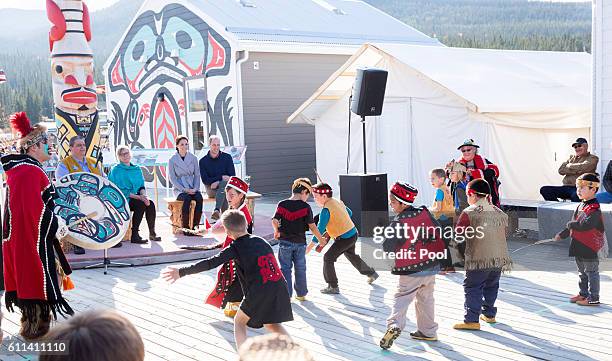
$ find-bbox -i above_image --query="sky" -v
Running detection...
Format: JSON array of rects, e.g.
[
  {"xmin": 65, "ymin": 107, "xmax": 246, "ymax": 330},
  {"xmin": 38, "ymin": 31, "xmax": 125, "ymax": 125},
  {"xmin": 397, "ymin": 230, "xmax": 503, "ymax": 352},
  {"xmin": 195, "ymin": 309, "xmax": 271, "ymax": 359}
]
[{"xmin": 0, "ymin": 0, "xmax": 121, "ymax": 11}]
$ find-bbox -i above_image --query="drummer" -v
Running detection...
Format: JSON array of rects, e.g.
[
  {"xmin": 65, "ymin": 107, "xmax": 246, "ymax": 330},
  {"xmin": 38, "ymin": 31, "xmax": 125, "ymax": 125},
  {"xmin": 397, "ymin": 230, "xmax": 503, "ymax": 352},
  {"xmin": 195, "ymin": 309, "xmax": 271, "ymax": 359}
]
[
  {"xmin": 55, "ymin": 135, "xmax": 109, "ymax": 254},
  {"xmin": 109, "ymin": 146, "xmax": 161, "ymax": 244}
]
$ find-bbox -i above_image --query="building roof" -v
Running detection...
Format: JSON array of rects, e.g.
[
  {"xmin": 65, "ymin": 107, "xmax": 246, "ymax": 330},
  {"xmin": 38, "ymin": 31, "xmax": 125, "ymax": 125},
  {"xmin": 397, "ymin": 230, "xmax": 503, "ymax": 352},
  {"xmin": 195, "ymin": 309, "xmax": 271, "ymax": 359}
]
[
  {"xmin": 189, "ymin": 0, "xmax": 440, "ymax": 46},
  {"xmin": 288, "ymin": 43, "xmax": 591, "ymax": 124}
]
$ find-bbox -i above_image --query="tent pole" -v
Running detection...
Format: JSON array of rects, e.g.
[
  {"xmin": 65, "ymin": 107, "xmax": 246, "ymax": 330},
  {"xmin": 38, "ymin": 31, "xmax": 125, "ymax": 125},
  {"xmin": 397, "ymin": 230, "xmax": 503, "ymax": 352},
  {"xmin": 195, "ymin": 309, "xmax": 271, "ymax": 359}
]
[{"xmin": 361, "ymin": 115, "xmax": 367, "ymax": 174}]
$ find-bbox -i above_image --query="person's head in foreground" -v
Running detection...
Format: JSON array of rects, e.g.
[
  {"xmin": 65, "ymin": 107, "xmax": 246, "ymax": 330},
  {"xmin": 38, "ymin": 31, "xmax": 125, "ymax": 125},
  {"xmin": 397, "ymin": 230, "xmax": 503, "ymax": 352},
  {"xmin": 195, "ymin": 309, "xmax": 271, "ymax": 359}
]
[
  {"xmin": 238, "ymin": 334, "xmax": 314, "ymax": 361},
  {"xmin": 312, "ymin": 183, "xmax": 332, "ymax": 207},
  {"xmin": 292, "ymin": 178, "xmax": 313, "ymax": 201},
  {"xmin": 222, "ymin": 209, "xmax": 249, "ymax": 239},
  {"xmin": 576, "ymin": 173, "xmax": 600, "ymax": 202},
  {"xmin": 466, "ymin": 179, "xmax": 490, "ymax": 205},
  {"xmin": 39, "ymin": 309, "xmax": 144, "ymax": 361},
  {"xmin": 389, "ymin": 181, "xmax": 417, "ymax": 214}
]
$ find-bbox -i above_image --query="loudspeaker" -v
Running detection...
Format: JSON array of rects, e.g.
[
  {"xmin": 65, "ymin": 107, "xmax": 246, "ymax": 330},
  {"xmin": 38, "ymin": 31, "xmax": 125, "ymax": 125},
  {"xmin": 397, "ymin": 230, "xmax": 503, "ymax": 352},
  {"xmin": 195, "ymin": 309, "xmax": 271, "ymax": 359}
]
[
  {"xmin": 350, "ymin": 68, "xmax": 388, "ymax": 117},
  {"xmin": 339, "ymin": 173, "xmax": 389, "ymax": 237}
]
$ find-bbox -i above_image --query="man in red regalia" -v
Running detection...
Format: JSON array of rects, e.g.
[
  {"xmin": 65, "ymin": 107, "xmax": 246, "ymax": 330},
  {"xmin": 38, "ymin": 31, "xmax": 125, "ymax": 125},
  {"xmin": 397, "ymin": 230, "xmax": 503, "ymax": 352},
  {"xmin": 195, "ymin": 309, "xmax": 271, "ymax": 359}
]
[{"xmin": 1, "ymin": 112, "xmax": 74, "ymax": 340}]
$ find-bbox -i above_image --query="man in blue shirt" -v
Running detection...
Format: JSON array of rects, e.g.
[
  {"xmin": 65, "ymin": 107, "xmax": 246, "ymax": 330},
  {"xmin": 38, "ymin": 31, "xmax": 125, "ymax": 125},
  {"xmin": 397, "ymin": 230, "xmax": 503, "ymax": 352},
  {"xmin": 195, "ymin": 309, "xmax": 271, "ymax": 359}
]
[{"xmin": 199, "ymin": 135, "xmax": 235, "ymax": 221}]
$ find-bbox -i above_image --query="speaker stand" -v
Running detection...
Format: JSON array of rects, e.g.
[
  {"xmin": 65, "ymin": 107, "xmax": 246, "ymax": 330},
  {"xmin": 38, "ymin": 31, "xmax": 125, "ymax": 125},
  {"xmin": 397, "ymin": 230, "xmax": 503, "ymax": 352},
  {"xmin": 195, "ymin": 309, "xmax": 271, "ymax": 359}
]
[
  {"xmin": 361, "ymin": 115, "xmax": 367, "ymax": 174},
  {"xmin": 84, "ymin": 248, "xmax": 134, "ymax": 275}
]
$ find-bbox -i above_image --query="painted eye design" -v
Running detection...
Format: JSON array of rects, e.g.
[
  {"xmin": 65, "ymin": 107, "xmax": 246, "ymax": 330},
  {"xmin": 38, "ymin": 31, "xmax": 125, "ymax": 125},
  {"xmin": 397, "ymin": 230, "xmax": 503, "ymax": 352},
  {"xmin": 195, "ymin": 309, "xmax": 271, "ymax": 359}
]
[
  {"xmin": 176, "ymin": 30, "xmax": 192, "ymax": 50},
  {"xmin": 132, "ymin": 40, "xmax": 145, "ymax": 62},
  {"xmin": 56, "ymin": 65, "xmax": 63, "ymax": 74}
]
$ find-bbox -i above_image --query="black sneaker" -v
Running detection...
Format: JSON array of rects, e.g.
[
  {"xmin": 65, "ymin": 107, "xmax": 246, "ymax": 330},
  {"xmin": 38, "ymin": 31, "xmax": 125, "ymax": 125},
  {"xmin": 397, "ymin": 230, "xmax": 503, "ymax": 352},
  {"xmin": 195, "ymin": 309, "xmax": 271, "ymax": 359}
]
[
  {"xmin": 320, "ymin": 285, "xmax": 340, "ymax": 294},
  {"xmin": 112, "ymin": 242, "xmax": 123, "ymax": 248},
  {"xmin": 73, "ymin": 245, "xmax": 85, "ymax": 255},
  {"xmin": 380, "ymin": 327, "xmax": 401, "ymax": 350},
  {"xmin": 149, "ymin": 234, "xmax": 162, "ymax": 242}
]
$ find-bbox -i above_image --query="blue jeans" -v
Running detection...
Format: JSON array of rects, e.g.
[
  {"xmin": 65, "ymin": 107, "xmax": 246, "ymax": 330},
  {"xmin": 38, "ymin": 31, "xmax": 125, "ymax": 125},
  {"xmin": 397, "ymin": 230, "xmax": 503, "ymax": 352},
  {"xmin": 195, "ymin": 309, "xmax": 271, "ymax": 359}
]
[
  {"xmin": 596, "ymin": 191, "xmax": 612, "ymax": 204},
  {"xmin": 576, "ymin": 258, "xmax": 599, "ymax": 302},
  {"xmin": 463, "ymin": 268, "xmax": 502, "ymax": 323},
  {"xmin": 278, "ymin": 240, "xmax": 307, "ymax": 297}
]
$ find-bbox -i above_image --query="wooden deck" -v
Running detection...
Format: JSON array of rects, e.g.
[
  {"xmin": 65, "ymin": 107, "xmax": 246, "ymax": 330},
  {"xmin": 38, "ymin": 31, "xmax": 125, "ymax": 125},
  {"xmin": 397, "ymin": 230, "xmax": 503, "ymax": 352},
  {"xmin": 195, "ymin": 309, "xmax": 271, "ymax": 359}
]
[{"xmin": 1, "ymin": 238, "xmax": 611, "ymax": 361}]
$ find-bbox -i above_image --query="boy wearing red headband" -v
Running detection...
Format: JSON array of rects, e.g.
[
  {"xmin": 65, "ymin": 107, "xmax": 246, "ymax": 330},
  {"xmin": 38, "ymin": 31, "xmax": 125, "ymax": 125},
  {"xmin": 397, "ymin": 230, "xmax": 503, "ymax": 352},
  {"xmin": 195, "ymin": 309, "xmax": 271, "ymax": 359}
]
[
  {"xmin": 554, "ymin": 173, "xmax": 607, "ymax": 306},
  {"xmin": 453, "ymin": 179, "xmax": 512, "ymax": 331},
  {"xmin": 272, "ymin": 178, "xmax": 326, "ymax": 301},
  {"xmin": 311, "ymin": 183, "xmax": 378, "ymax": 294},
  {"xmin": 379, "ymin": 182, "xmax": 446, "ymax": 349}
]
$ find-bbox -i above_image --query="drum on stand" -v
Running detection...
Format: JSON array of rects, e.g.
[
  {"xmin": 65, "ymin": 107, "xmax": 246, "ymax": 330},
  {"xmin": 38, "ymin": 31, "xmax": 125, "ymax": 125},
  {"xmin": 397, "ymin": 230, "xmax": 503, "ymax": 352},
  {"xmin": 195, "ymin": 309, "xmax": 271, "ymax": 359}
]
[{"xmin": 54, "ymin": 172, "xmax": 130, "ymax": 250}]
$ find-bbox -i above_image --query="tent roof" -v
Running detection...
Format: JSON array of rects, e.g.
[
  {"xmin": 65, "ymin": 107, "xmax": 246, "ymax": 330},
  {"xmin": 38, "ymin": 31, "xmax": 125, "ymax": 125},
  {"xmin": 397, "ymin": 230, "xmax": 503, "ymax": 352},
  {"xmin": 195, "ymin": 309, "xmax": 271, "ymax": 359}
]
[
  {"xmin": 189, "ymin": 0, "xmax": 440, "ymax": 46},
  {"xmin": 287, "ymin": 43, "xmax": 592, "ymax": 124}
]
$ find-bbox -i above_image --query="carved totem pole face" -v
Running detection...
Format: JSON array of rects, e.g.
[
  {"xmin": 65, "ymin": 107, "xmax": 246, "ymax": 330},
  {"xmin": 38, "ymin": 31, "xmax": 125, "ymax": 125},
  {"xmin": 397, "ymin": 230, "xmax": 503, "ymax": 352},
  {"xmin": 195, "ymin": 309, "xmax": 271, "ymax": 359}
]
[
  {"xmin": 51, "ymin": 57, "xmax": 97, "ymax": 115},
  {"xmin": 47, "ymin": 0, "xmax": 100, "ymax": 159}
]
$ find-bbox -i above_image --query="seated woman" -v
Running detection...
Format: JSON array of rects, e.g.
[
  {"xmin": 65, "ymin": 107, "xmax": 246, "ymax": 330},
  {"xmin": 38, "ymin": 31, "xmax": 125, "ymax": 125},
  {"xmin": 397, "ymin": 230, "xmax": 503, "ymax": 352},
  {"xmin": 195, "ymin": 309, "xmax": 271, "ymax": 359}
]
[
  {"xmin": 109, "ymin": 146, "xmax": 161, "ymax": 243},
  {"xmin": 168, "ymin": 135, "xmax": 204, "ymax": 236}
]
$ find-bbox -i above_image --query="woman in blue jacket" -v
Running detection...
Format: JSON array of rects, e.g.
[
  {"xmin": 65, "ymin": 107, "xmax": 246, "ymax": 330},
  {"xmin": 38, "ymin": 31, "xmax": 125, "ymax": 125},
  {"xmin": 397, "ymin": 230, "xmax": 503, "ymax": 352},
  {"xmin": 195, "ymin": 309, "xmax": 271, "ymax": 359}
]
[{"xmin": 109, "ymin": 146, "xmax": 161, "ymax": 243}]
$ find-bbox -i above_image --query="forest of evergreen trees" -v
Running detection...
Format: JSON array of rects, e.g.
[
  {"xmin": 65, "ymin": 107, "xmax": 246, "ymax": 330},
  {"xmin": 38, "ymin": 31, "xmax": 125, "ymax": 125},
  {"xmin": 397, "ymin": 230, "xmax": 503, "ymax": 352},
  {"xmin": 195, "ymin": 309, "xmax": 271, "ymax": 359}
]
[
  {"xmin": 365, "ymin": 0, "xmax": 592, "ymax": 51},
  {"xmin": 0, "ymin": 0, "xmax": 593, "ymax": 125}
]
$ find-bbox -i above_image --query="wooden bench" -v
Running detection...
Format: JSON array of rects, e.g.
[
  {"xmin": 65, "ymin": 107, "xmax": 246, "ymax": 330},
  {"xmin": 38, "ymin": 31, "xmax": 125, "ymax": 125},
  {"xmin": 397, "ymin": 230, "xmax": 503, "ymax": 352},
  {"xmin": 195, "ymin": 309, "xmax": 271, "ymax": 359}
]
[{"xmin": 164, "ymin": 191, "xmax": 262, "ymax": 234}]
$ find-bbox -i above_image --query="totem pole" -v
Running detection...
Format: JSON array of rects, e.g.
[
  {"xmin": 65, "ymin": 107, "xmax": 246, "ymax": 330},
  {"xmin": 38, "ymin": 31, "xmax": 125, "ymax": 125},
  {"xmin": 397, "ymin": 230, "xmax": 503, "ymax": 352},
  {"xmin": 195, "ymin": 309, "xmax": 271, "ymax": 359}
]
[{"xmin": 47, "ymin": 0, "xmax": 100, "ymax": 160}]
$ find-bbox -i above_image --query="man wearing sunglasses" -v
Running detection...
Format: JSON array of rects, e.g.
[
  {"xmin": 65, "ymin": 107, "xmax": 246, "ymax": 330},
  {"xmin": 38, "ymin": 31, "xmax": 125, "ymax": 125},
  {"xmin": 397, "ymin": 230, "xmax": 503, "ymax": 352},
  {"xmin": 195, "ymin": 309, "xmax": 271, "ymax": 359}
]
[
  {"xmin": 456, "ymin": 139, "xmax": 501, "ymax": 207},
  {"xmin": 540, "ymin": 138, "xmax": 598, "ymax": 202}
]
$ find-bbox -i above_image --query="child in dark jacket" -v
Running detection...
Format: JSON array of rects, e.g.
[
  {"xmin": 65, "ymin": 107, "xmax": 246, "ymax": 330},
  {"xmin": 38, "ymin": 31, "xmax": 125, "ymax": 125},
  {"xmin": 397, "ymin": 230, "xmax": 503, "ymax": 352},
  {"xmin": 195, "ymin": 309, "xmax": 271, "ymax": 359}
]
[
  {"xmin": 555, "ymin": 173, "xmax": 608, "ymax": 306},
  {"xmin": 379, "ymin": 182, "xmax": 446, "ymax": 349},
  {"xmin": 162, "ymin": 210, "xmax": 293, "ymax": 348}
]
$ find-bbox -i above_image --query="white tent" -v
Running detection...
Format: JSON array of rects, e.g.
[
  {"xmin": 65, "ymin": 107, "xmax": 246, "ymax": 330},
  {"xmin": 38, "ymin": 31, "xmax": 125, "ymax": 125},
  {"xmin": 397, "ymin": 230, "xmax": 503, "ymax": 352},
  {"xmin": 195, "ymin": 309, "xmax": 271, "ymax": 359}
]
[{"xmin": 287, "ymin": 43, "xmax": 592, "ymax": 207}]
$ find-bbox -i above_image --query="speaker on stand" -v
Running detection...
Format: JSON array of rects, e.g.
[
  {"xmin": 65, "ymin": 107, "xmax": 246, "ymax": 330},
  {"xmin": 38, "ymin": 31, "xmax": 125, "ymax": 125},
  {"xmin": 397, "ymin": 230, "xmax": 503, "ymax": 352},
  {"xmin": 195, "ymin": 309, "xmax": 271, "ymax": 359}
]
[{"xmin": 341, "ymin": 68, "xmax": 390, "ymax": 237}]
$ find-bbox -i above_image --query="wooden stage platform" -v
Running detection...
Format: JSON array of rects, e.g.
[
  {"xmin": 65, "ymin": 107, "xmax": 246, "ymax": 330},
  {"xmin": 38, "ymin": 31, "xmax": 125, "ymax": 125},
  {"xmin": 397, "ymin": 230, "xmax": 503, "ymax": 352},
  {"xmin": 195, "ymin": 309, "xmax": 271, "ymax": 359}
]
[{"xmin": 1, "ymin": 234, "xmax": 611, "ymax": 360}]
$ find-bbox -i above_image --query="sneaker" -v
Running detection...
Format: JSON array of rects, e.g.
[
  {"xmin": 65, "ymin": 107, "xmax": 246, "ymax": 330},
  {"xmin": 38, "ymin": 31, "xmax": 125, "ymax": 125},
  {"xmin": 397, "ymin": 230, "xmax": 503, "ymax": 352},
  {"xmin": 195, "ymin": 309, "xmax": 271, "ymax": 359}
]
[
  {"xmin": 480, "ymin": 315, "xmax": 496, "ymax": 323},
  {"xmin": 112, "ymin": 242, "xmax": 123, "ymax": 248},
  {"xmin": 569, "ymin": 294, "xmax": 587, "ymax": 303},
  {"xmin": 576, "ymin": 299, "xmax": 600, "ymax": 306},
  {"xmin": 211, "ymin": 210, "xmax": 221, "ymax": 221},
  {"xmin": 367, "ymin": 272, "xmax": 379, "ymax": 284},
  {"xmin": 73, "ymin": 245, "xmax": 85, "ymax": 255},
  {"xmin": 380, "ymin": 327, "xmax": 401, "ymax": 350},
  {"xmin": 453, "ymin": 322, "xmax": 480, "ymax": 331},
  {"xmin": 295, "ymin": 295, "xmax": 307, "ymax": 302},
  {"xmin": 409, "ymin": 330, "xmax": 437, "ymax": 341},
  {"xmin": 320, "ymin": 285, "xmax": 340, "ymax": 294},
  {"xmin": 149, "ymin": 234, "xmax": 162, "ymax": 242}
]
